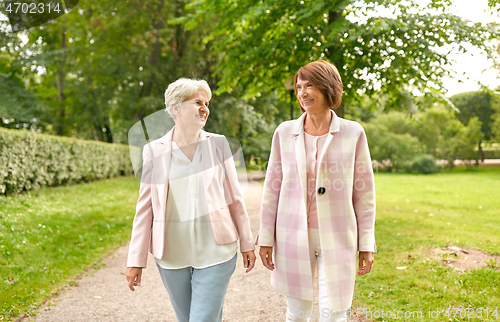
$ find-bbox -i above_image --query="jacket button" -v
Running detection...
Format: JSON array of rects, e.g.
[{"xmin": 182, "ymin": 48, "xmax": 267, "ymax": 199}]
[{"xmin": 318, "ymin": 187, "xmax": 326, "ymax": 195}]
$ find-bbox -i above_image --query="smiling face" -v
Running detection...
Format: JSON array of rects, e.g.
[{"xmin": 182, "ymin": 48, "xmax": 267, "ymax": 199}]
[
  {"xmin": 293, "ymin": 60, "xmax": 344, "ymax": 113},
  {"xmin": 295, "ymin": 77, "xmax": 328, "ymax": 113},
  {"xmin": 174, "ymin": 89, "xmax": 210, "ymax": 129}
]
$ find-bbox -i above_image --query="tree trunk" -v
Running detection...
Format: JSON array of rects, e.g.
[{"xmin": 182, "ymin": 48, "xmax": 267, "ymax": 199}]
[
  {"xmin": 56, "ymin": 26, "xmax": 67, "ymax": 135},
  {"xmin": 93, "ymin": 123, "xmax": 104, "ymax": 141},
  {"xmin": 479, "ymin": 140, "xmax": 484, "ymax": 162},
  {"xmin": 327, "ymin": 6, "xmax": 345, "ymax": 118},
  {"xmin": 172, "ymin": 0, "xmax": 189, "ymax": 77},
  {"xmin": 142, "ymin": 28, "xmax": 162, "ymax": 98},
  {"xmin": 104, "ymin": 117, "xmax": 113, "ymax": 143},
  {"xmin": 134, "ymin": 0, "xmax": 166, "ymax": 122}
]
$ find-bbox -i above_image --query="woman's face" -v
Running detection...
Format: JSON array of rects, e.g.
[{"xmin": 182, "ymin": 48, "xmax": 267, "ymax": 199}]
[
  {"xmin": 174, "ymin": 90, "xmax": 210, "ymax": 128},
  {"xmin": 296, "ymin": 77, "xmax": 328, "ymax": 113}
]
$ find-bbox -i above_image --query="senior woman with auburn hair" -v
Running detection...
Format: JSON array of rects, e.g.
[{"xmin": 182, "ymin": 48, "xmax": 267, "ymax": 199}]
[
  {"xmin": 125, "ymin": 78, "xmax": 256, "ymax": 322},
  {"xmin": 257, "ymin": 61, "xmax": 376, "ymax": 322}
]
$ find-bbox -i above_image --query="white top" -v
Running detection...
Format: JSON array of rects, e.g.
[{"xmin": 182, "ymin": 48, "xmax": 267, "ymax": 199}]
[{"xmin": 155, "ymin": 140, "xmax": 237, "ymax": 269}]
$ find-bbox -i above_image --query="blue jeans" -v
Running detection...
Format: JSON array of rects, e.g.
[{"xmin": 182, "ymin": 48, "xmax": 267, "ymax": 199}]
[{"xmin": 156, "ymin": 254, "xmax": 237, "ymax": 322}]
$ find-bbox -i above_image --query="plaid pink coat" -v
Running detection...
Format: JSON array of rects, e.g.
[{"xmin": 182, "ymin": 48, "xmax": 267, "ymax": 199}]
[{"xmin": 257, "ymin": 110, "xmax": 376, "ymax": 312}]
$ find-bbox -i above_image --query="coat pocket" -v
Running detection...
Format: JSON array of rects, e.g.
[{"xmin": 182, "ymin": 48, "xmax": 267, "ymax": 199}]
[
  {"xmin": 149, "ymin": 220, "xmax": 164, "ymax": 258},
  {"xmin": 208, "ymin": 206, "xmax": 238, "ymax": 245}
]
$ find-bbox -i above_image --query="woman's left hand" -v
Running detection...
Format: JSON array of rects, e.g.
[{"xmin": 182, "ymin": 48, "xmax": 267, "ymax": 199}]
[
  {"xmin": 358, "ymin": 251, "xmax": 374, "ymax": 276},
  {"xmin": 242, "ymin": 250, "xmax": 256, "ymax": 273}
]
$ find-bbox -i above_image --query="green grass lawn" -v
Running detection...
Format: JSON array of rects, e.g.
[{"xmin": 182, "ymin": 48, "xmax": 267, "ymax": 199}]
[
  {"xmin": 353, "ymin": 166, "xmax": 500, "ymax": 321},
  {"xmin": 1, "ymin": 167, "xmax": 500, "ymax": 321},
  {"xmin": 0, "ymin": 176, "xmax": 139, "ymax": 320}
]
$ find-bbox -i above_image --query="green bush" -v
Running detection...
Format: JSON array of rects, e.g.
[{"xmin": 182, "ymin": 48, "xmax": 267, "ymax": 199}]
[
  {"xmin": 0, "ymin": 128, "xmax": 133, "ymax": 195},
  {"xmin": 369, "ymin": 111, "xmax": 419, "ymax": 136},
  {"xmin": 364, "ymin": 108, "xmax": 484, "ymax": 171},
  {"xmin": 415, "ymin": 108, "xmax": 483, "ymax": 167},
  {"xmin": 363, "ymin": 121, "xmax": 422, "ymax": 172},
  {"xmin": 410, "ymin": 154, "xmax": 439, "ymax": 174},
  {"xmin": 482, "ymin": 143, "xmax": 500, "ymax": 159}
]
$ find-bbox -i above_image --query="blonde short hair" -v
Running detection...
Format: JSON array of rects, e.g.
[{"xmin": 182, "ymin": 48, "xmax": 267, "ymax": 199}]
[{"xmin": 164, "ymin": 78, "xmax": 212, "ymax": 119}]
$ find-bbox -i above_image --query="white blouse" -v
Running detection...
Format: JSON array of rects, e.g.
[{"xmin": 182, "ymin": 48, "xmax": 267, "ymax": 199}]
[{"xmin": 155, "ymin": 140, "xmax": 237, "ymax": 269}]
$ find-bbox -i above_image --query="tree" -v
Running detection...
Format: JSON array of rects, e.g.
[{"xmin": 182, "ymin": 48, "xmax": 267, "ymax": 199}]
[
  {"xmin": 415, "ymin": 107, "xmax": 484, "ymax": 167},
  {"xmin": 20, "ymin": 0, "xmax": 217, "ymax": 142},
  {"xmin": 204, "ymin": 92, "xmax": 279, "ymax": 162},
  {"xmin": 364, "ymin": 108, "xmax": 484, "ymax": 170},
  {"xmin": 450, "ymin": 91, "xmax": 500, "ymax": 160},
  {"xmin": 363, "ymin": 120, "xmax": 422, "ymax": 172},
  {"xmin": 0, "ymin": 14, "xmax": 48, "ymax": 131},
  {"xmin": 0, "ymin": 75, "xmax": 47, "ymax": 130},
  {"xmin": 489, "ymin": 0, "xmax": 500, "ymax": 10},
  {"xmin": 492, "ymin": 114, "xmax": 500, "ymax": 141},
  {"xmin": 186, "ymin": 0, "xmax": 495, "ymax": 117}
]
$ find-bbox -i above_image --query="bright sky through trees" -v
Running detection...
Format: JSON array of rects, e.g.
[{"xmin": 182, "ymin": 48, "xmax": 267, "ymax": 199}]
[{"xmin": 442, "ymin": 0, "xmax": 500, "ymax": 95}]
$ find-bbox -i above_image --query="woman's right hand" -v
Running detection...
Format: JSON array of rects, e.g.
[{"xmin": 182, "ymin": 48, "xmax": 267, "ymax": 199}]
[
  {"xmin": 125, "ymin": 267, "xmax": 143, "ymax": 291},
  {"xmin": 259, "ymin": 246, "xmax": 275, "ymax": 271}
]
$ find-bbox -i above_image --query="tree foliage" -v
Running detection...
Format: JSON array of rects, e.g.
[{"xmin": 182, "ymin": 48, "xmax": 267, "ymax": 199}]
[
  {"xmin": 450, "ymin": 90, "xmax": 500, "ymax": 141},
  {"xmin": 1, "ymin": 0, "xmax": 498, "ymax": 167},
  {"xmin": 415, "ymin": 108, "xmax": 483, "ymax": 166},
  {"xmin": 1, "ymin": 0, "xmax": 282, "ymax": 161},
  {"xmin": 364, "ymin": 108, "xmax": 484, "ymax": 171},
  {"xmin": 0, "ymin": 75, "xmax": 47, "ymax": 129},
  {"xmin": 22, "ymin": 0, "xmax": 210, "ymax": 141},
  {"xmin": 449, "ymin": 90, "xmax": 500, "ymax": 160},
  {"xmin": 0, "ymin": 10, "xmax": 47, "ymax": 130},
  {"xmin": 489, "ymin": 0, "xmax": 500, "ymax": 10},
  {"xmin": 186, "ymin": 0, "xmax": 496, "ymax": 116},
  {"xmin": 492, "ymin": 114, "xmax": 500, "ymax": 141}
]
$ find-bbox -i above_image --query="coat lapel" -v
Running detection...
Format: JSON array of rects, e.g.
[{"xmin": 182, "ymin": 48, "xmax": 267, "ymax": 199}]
[
  {"xmin": 292, "ymin": 110, "xmax": 340, "ymax": 213},
  {"xmin": 317, "ymin": 109, "xmax": 340, "ymax": 166},
  {"xmin": 292, "ymin": 113, "xmax": 308, "ymax": 208}
]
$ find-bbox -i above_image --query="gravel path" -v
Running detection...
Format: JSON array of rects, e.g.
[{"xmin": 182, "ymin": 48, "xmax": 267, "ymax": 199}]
[{"xmin": 27, "ymin": 179, "xmax": 368, "ymax": 322}]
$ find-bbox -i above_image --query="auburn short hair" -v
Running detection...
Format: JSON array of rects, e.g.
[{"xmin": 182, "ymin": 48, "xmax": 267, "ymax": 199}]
[{"xmin": 294, "ymin": 60, "xmax": 343, "ymax": 113}]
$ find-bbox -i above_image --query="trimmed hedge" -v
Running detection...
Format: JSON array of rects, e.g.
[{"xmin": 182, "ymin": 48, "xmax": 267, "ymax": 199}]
[{"xmin": 0, "ymin": 128, "xmax": 133, "ymax": 195}]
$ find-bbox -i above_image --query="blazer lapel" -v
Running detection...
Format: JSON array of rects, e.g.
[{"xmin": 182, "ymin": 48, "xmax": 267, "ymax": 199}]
[
  {"xmin": 200, "ymin": 130, "xmax": 215, "ymax": 193},
  {"xmin": 153, "ymin": 128, "xmax": 174, "ymax": 212},
  {"xmin": 292, "ymin": 113, "xmax": 308, "ymax": 207}
]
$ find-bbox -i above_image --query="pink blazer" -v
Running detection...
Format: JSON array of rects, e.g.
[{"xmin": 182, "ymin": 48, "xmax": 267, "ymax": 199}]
[
  {"xmin": 127, "ymin": 128, "xmax": 255, "ymax": 268},
  {"xmin": 257, "ymin": 110, "xmax": 376, "ymax": 312}
]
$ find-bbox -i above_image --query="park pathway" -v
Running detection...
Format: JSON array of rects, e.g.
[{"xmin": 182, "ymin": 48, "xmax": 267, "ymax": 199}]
[{"xmin": 27, "ymin": 178, "xmax": 367, "ymax": 322}]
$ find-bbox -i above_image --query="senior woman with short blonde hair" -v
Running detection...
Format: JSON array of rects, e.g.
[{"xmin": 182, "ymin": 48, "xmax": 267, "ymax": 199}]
[{"xmin": 125, "ymin": 78, "xmax": 256, "ymax": 322}]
